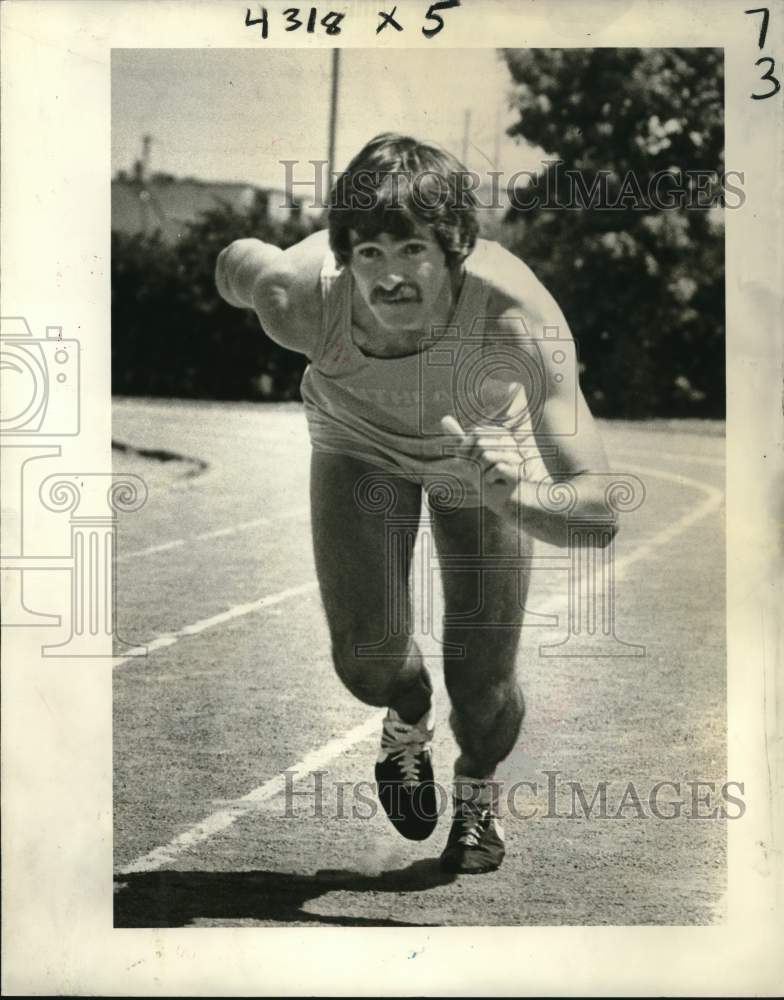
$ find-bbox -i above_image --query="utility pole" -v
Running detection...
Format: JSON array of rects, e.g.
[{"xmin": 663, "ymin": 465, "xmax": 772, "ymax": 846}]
[
  {"xmin": 461, "ymin": 108, "xmax": 471, "ymax": 166},
  {"xmin": 141, "ymin": 134, "xmax": 152, "ymax": 179},
  {"xmin": 493, "ymin": 104, "xmax": 502, "ymax": 169},
  {"xmin": 134, "ymin": 133, "xmax": 165, "ymax": 235},
  {"xmin": 326, "ymin": 50, "xmax": 340, "ymax": 204},
  {"xmin": 136, "ymin": 134, "xmax": 152, "ymax": 234}
]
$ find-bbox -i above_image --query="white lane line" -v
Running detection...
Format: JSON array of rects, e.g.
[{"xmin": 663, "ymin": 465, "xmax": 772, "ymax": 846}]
[
  {"xmin": 114, "ymin": 581, "xmax": 319, "ymax": 667},
  {"xmin": 611, "ymin": 462, "xmax": 723, "ymax": 573},
  {"xmin": 118, "ymin": 461, "xmax": 723, "ymax": 874},
  {"xmin": 194, "ymin": 516, "xmax": 269, "ymax": 542},
  {"xmin": 275, "ymin": 506, "xmax": 313, "ymax": 520},
  {"xmin": 118, "ymin": 508, "xmax": 309, "ymax": 562},
  {"xmin": 614, "ymin": 447, "xmax": 725, "ymax": 469},
  {"xmin": 118, "ymin": 711, "xmax": 384, "ymax": 875},
  {"xmin": 119, "ymin": 539, "xmax": 187, "ymax": 560}
]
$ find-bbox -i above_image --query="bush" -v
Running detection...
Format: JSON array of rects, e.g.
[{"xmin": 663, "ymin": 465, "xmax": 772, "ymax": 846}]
[{"xmin": 111, "ymin": 196, "xmax": 317, "ymax": 400}]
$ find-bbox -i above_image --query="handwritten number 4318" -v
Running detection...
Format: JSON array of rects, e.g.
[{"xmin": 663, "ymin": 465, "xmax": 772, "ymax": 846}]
[
  {"xmin": 245, "ymin": 8, "xmax": 344, "ymax": 35},
  {"xmin": 245, "ymin": 2, "xmax": 459, "ymax": 38},
  {"xmin": 745, "ymin": 7, "xmax": 781, "ymax": 99}
]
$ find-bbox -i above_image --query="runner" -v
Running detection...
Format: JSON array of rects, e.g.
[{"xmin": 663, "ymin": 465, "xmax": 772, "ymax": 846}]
[{"xmin": 215, "ymin": 133, "xmax": 614, "ymax": 873}]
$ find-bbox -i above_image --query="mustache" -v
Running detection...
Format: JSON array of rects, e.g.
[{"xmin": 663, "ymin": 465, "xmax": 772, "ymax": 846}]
[{"xmin": 371, "ymin": 282, "xmax": 422, "ymax": 304}]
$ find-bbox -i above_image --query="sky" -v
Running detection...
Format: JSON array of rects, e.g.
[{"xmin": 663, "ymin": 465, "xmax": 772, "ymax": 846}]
[{"xmin": 111, "ymin": 48, "xmax": 544, "ymax": 189}]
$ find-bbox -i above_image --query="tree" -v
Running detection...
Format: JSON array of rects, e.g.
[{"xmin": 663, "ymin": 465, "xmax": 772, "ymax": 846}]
[{"xmin": 502, "ymin": 48, "xmax": 725, "ymax": 418}]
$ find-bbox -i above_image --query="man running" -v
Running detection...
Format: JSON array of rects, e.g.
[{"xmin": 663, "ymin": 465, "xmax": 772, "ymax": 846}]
[{"xmin": 215, "ymin": 133, "xmax": 614, "ymax": 874}]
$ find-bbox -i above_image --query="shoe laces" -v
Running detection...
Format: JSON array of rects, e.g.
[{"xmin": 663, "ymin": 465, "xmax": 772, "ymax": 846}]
[
  {"xmin": 452, "ymin": 797, "xmax": 497, "ymax": 847},
  {"xmin": 379, "ymin": 713, "xmax": 432, "ymax": 784}
]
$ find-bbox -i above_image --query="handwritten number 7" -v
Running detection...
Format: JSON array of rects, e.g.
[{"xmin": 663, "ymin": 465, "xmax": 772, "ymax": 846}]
[
  {"xmin": 752, "ymin": 56, "xmax": 781, "ymax": 99},
  {"xmin": 745, "ymin": 7, "xmax": 770, "ymax": 49}
]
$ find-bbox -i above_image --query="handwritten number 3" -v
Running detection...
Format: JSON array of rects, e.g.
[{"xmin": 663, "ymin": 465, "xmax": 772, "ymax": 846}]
[{"xmin": 752, "ymin": 56, "xmax": 781, "ymax": 99}]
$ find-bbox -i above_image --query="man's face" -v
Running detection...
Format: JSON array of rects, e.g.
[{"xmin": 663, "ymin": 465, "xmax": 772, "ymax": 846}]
[{"xmin": 349, "ymin": 226, "xmax": 451, "ymax": 332}]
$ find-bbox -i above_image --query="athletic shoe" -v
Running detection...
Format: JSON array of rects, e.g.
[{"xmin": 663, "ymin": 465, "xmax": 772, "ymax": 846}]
[
  {"xmin": 440, "ymin": 778, "xmax": 505, "ymax": 873},
  {"xmin": 374, "ymin": 707, "xmax": 438, "ymax": 841}
]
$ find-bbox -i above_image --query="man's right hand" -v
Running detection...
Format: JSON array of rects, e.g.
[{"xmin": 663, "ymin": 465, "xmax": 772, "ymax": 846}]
[
  {"xmin": 214, "ymin": 228, "xmax": 327, "ymax": 357},
  {"xmin": 215, "ymin": 238, "xmax": 284, "ymax": 309}
]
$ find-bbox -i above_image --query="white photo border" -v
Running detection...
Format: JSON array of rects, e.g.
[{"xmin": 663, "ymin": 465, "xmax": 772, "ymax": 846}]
[{"xmin": 1, "ymin": 0, "xmax": 782, "ymax": 994}]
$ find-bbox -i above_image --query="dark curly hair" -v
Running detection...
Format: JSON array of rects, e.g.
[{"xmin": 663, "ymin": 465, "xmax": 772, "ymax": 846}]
[{"xmin": 327, "ymin": 133, "xmax": 479, "ymax": 270}]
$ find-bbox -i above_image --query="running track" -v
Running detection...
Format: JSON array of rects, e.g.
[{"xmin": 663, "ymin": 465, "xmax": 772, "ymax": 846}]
[{"xmin": 112, "ymin": 398, "xmax": 726, "ymax": 927}]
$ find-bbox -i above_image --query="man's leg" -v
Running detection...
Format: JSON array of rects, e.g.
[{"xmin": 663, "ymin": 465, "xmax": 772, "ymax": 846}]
[
  {"xmin": 430, "ymin": 501, "xmax": 533, "ymax": 870},
  {"xmin": 310, "ymin": 449, "xmax": 430, "ymax": 720},
  {"xmin": 431, "ymin": 502, "xmax": 531, "ymax": 775},
  {"xmin": 310, "ymin": 449, "xmax": 438, "ymax": 840}
]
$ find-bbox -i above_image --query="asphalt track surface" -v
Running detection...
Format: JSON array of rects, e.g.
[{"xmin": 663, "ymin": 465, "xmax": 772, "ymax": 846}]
[{"xmin": 112, "ymin": 398, "xmax": 726, "ymax": 927}]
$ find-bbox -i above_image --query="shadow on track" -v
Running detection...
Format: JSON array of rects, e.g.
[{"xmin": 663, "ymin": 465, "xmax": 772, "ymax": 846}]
[{"xmin": 114, "ymin": 859, "xmax": 456, "ymax": 927}]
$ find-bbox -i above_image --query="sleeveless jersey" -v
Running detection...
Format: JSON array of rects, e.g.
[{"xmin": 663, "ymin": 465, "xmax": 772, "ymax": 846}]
[{"xmin": 299, "ymin": 239, "xmax": 546, "ymax": 505}]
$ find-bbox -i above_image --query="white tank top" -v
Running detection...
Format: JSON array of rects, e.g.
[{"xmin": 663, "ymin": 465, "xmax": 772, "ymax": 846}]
[{"xmin": 300, "ymin": 238, "xmax": 546, "ymax": 496}]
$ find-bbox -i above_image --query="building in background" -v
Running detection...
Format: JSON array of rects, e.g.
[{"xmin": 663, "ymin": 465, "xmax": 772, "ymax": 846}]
[{"xmin": 111, "ymin": 169, "xmax": 312, "ymax": 242}]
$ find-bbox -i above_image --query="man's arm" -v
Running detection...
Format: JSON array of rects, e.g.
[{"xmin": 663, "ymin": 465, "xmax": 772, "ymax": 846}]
[
  {"xmin": 509, "ymin": 386, "xmax": 616, "ymax": 548},
  {"xmin": 215, "ymin": 238, "xmax": 282, "ymax": 308},
  {"xmin": 215, "ymin": 229, "xmax": 329, "ymax": 357},
  {"xmin": 443, "ymin": 246, "xmax": 615, "ymax": 547}
]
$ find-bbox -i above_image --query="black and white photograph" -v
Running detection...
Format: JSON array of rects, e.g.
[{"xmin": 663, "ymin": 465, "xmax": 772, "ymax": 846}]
[
  {"xmin": 2, "ymin": 0, "xmax": 782, "ymax": 995},
  {"xmin": 111, "ymin": 43, "xmax": 729, "ymax": 925}
]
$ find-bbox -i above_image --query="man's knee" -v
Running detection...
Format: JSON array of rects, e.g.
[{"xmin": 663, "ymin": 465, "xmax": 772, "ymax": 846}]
[
  {"xmin": 451, "ymin": 676, "xmax": 523, "ymax": 721},
  {"xmin": 329, "ymin": 628, "xmax": 409, "ymax": 706}
]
